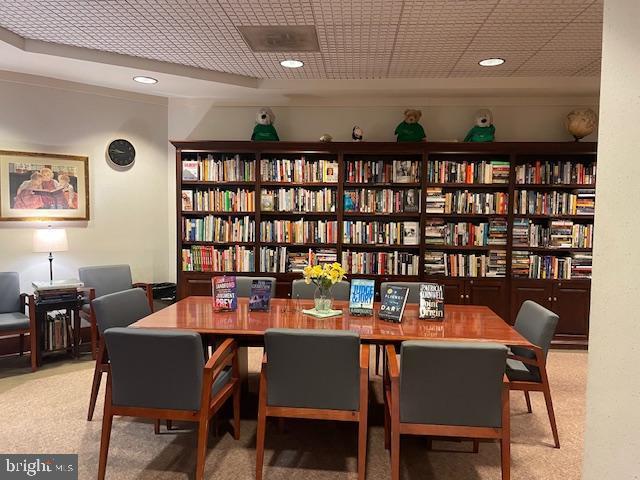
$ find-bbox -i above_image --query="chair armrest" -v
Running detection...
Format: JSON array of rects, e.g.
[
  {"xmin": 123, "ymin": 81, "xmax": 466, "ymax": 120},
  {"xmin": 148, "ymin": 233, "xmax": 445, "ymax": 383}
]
[
  {"xmin": 132, "ymin": 283, "xmax": 154, "ymax": 313},
  {"xmin": 360, "ymin": 344, "xmax": 370, "ymax": 371},
  {"xmin": 385, "ymin": 345, "xmax": 399, "ymax": 379},
  {"xmin": 132, "ymin": 282, "xmax": 151, "ymax": 290},
  {"xmin": 507, "ymin": 353, "xmax": 539, "ymax": 367},
  {"xmin": 204, "ymin": 338, "xmax": 237, "ymax": 384},
  {"xmin": 20, "ymin": 293, "xmax": 28, "ymax": 312}
]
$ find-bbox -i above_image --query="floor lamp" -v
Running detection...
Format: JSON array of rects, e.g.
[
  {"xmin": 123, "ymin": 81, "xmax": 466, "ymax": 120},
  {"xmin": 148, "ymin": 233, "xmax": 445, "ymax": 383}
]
[{"xmin": 33, "ymin": 227, "xmax": 68, "ymax": 283}]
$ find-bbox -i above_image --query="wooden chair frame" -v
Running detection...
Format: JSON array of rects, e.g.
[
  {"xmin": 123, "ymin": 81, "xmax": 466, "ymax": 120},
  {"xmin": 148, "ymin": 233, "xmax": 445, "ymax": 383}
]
[
  {"xmin": 383, "ymin": 345, "xmax": 510, "ymax": 480},
  {"xmin": 97, "ymin": 338, "xmax": 241, "ymax": 480},
  {"xmin": 0, "ymin": 293, "xmax": 37, "ymax": 371},
  {"xmin": 256, "ymin": 344, "xmax": 370, "ymax": 480},
  {"xmin": 507, "ymin": 344, "xmax": 560, "ymax": 448},
  {"xmin": 79, "ymin": 283, "xmax": 153, "ymax": 360}
]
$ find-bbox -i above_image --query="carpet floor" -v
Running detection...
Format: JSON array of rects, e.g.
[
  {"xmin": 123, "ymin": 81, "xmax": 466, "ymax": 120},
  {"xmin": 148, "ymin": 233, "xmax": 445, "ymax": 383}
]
[{"xmin": 0, "ymin": 349, "xmax": 586, "ymax": 480}]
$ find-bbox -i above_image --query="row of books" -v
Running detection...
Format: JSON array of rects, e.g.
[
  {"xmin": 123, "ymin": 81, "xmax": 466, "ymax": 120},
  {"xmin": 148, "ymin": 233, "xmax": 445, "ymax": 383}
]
[
  {"xmin": 181, "ymin": 189, "xmax": 255, "ymax": 213},
  {"xmin": 182, "ymin": 216, "xmax": 255, "ymax": 243},
  {"xmin": 424, "ymin": 251, "xmax": 507, "ymax": 277},
  {"xmin": 343, "ymin": 221, "xmax": 420, "ymax": 245},
  {"xmin": 182, "ymin": 246, "xmax": 255, "ymax": 272},
  {"xmin": 182, "ymin": 155, "xmax": 255, "ymax": 182},
  {"xmin": 426, "ymin": 188, "xmax": 509, "ymax": 215},
  {"xmin": 513, "ymin": 189, "xmax": 595, "ymax": 215},
  {"xmin": 260, "ymin": 158, "xmax": 338, "ymax": 183},
  {"xmin": 424, "ymin": 219, "xmax": 508, "ymax": 246},
  {"xmin": 260, "ymin": 188, "xmax": 337, "ymax": 213},
  {"xmin": 426, "ymin": 160, "xmax": 510, "ymax": 184},
  {"xmin": 513, "ymin": 219, "xmax": 594, "ymax": 248},
  {"xmin": 43, "ymin": 312, "xmax": 70, "ymax": 351},
  {"xmin": 515, "ymin": 161, "xmax": 596, "ymax": 185},
  {"xmin": 512, "ymin": 251, "xmax": 593, "ymax": 279},
  {"xmin": 344, "ymin": 188, "xmax": 420, "ymax": 213},
  {"xmin": 345, "ymin": 159, "xmax": 420, "ymax": 183},
  {"xmin": 260, "ymin": 219, "xmax": 338, "ymax": 243},
  {"xmin": 341, "ymin": 251, "xmax": 420, "ymax": 275},
  {"xmin": 259, "ymin": 247, "xmax": 338, "ymax": 273}
]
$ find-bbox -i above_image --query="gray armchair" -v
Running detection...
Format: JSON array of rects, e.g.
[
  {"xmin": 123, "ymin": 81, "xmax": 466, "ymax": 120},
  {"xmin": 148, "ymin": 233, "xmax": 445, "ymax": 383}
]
[
  {"xmin": 78, "ymin": 264, "xmax": 153, "ymax": 358},
  {"xmin": 98, "ymin": 328, "xmax": 240, "ymax": 480},
  {"xmin": 0, "ymin": 272, "xmax": 36, "ymax": 370},
  {"xmin": 506, "ymin": 300, "xmax": 560, "ymax": 448},
  {"xmin": 256, "ymin": 328, "xmax": 369, "ymax": 480},
  {"xmin": 385, "ymin": 340, "xmax": 510, "ymax": 480},
  {"xmin": 87, "ymin": 288, "xmax": 152, "ymax": 421},
  {"xmin": 291, "ymin": 279, "xmax": 350, "ymax": 300},
  {"xmin": 235, "ymin": 276, "xmax": 276, "ymax": 298}
]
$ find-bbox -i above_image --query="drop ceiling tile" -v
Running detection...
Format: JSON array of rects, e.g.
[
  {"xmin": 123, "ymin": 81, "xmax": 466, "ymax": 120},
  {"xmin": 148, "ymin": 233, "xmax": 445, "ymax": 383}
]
[
  {"xmin": 399, "ymin": 0, "xmax": 499, "ymax": 25},
  {"xmin": 575, "ymin": 1, "xmax": 603, "ymax": 22},
  {"xmin": 470, "ymin": 21, "xmax": 568, "ymax": 51},
  {"xmin": 218, "ymin": 0, "xmax": 314, "ymax": 25},
  {"xmin": 316, "ymin": 24, "xmax": 397, "ymax": 52},
  {"xmin": 544, "ymin": 22, "xmax": 602, "ymax": 51},
  {"xmin": 311, "ymin": 0, "xmax": 403, "ymax": 25},
  {"xmin": 449, "ymin": 50, "xmax": 532, "ymax": 77},
  {"xmin": 394, "ymin": 23, "xmax": 482, "ymax": 51},
  {"xmin": 514, "ymin": 48, "xmax": 601, "ymax": 76},
  {"xmin": 488, "ymin": 0, "xmax": 593, "ymax": 23}
]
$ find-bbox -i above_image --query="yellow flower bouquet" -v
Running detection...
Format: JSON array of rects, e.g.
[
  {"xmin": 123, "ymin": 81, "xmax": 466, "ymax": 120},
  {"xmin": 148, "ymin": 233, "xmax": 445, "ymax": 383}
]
[{"xmin": 302, "ymin": 262, "xmax": 347, "ymax": 312}]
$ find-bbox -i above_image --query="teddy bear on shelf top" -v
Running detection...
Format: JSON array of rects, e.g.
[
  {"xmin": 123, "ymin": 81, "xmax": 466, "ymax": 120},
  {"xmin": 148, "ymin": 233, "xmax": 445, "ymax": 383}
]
[
  {"xmin": 251, "ymin": 107, "xmax": 279, "ymax": 141},
  {"xmin": 464, "ymin": 109, "xmax": 496, "ymax": 142},
  {"xmin": 394, "ymin": 109, "xmax": 426, "ymax": 142}
]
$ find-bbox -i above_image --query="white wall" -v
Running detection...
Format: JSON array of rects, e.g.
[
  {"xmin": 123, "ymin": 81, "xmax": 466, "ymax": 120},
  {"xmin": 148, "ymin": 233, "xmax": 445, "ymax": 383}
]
[
  {"xmin": 0, "ymin": 72, "xmax": 170, "ymax": 291},
  {"xmin": 583, "ymin": 1, "xmax": 640, "ymax": 478}
]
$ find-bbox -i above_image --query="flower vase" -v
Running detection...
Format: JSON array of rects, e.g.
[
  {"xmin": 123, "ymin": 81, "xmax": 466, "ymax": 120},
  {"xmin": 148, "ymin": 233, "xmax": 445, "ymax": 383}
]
[{"xmin": 314, "ymin": 286, "xmax": 333, "ymax": 313}]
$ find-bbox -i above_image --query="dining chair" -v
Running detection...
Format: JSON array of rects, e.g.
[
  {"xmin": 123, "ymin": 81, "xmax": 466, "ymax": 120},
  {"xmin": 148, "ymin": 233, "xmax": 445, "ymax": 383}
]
[
  {"xmin": 256, "ymin": 328, "xmax": 369, "ymax": 480},
  {"xmin": 385, "ymin": 340, "xmax": 510, "ymax": 480},
  {"xmin": 78, "ymin": 264, "xmax": 153, "ymax": 359},
  {"xmin": 235, "ymin": 276, "xmax": 277, "ymax": 297},
  {"xmin": 87, "ymin": 288, "xmax": 152, "ymax": 421},
  {"xmin": 506, "ymin": 300, "xmax": 560, "ymax": 448},
  {"xmin": 290, "ymin": 279, "xmax": 351, "ymax": 300},
  {"xmin": 98, "ymin": 328, "xmax": 240, "ymax": 480},
  {"xmin": 0, "ymin": 272, "xmax": 36, "ymax": 370}
]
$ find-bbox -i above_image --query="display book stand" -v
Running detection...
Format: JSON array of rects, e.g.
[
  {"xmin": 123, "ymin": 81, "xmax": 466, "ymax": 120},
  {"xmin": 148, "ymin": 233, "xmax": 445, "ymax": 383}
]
[{"xmin": 173, "ymin": 141, "xmax": 596, "ymax": 348}]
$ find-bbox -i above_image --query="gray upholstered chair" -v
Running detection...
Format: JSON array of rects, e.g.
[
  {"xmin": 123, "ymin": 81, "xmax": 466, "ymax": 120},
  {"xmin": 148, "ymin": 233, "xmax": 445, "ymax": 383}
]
[
  {"xmin": 384, "ymin": 341, "xmax": 510, "ymax": 480},
  {"xmin": 78, "ymin": 264, "xmax": 153, "ymax": 358},
  {"xmin": 98, "ymin": 328, "xmax": 240, "ymax": 480},
  {"xmin": 0, "ymin": 272, "xmax": 36, "ymax": 370},
  {"xmin": 256, "ymin": 328, "xmax": 369, "ymax": 480},
  {"xmin": 235, "ymin": 276, "xmax": 276, "ymax": 298},
  {"xmin": 507, "ymin": 300, "xmax": 560, "ymax": 448},
  {"xmin": 87, "ymin": 288, "xmax": 152, "ymax": 421},
  {"xmin": 291, "ymin": 279, "xmax": 351, "ymax": 300},
  {"xmin": 380, "ymin": 281, "xmax": 421, "ymax": 304}
]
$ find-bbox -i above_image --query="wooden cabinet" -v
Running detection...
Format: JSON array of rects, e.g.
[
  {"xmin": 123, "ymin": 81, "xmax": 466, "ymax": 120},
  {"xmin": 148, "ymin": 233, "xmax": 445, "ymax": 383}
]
[
  {"xmin": 510, "ymin": 280, "xmax": 552, "ymax": 323},
  {"xmin": 467, "ymin": 278, "xmax": 508, "ymax": 320}
]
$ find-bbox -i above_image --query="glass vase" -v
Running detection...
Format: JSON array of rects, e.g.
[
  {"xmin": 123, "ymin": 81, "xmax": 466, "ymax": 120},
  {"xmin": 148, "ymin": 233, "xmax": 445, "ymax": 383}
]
[{"xmin": 314, "ymin": 286, "xmax": 333, "ymax": 313}]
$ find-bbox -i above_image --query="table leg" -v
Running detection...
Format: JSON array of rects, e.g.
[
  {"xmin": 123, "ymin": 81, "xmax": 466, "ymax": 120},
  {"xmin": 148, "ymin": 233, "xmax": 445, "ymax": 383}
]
[
  {"xmin": 35, "ymin": 310, "xmax": 43, "ymax": 368},
  {"xmin": 73, "ymin": 307, "xmax": 80, "ymax": 358}
]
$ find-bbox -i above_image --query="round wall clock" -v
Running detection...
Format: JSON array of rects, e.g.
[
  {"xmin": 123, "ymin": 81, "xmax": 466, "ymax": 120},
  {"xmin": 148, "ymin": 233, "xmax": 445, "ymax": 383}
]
[{"xmin": 107, "ymin": 139, "xmax": 136, "ymax": 169}]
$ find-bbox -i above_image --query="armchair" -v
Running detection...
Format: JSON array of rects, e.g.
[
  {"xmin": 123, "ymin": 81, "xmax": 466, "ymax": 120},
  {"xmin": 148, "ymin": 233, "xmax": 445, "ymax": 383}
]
[{"xmin": 0, "ymin": 272, "xmax": 36, "ymax": 370}]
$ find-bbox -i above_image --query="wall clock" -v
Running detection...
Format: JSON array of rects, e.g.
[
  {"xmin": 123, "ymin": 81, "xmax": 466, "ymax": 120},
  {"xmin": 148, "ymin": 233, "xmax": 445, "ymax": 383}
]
[{"xmin": 107, "ymin": 139, "xmax": 136, "ymax": 169}]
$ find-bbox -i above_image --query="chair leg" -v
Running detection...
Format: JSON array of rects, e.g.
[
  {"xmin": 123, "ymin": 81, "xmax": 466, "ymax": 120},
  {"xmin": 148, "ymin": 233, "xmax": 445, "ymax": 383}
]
[
  {"xmin": 90, "ymin": 314, "xmax": 98, "ymax": 360},
  {"xmin": 195, "ymin": 417, "xmax": 210, "ymax": 480},
  {"xmin": 542, "ymin": 383, "xmax": 560, "ymax": 448},
  {"xmin": 87, "ymin": 365, "xmax": 103, "ymax": 421},
  {"xmin": 19, "ymin": 333, "xmax": 25, "ymax": 356},
  {"xmin": 375, "ymin": 345, "xmax": 380, "ymax": 376},
  {"xmin": 256, "ymin": 387, "xmax": 267, "ymax": 480},
  {"xmin": 524, "ymin": 391, "xmax": 532, "ymax": 413},
  {"xmin": 383, "ymin": 397, "xmax": 391, "ymax": 450},
  {"xmin": 391, "ymin": 425, "xmax": 400, "ymax": 480},
  {"xmin": 233, "ymin": 382, "xmax": 241, "ymax": 440},
  {"xmin": 501, "ymin": 381, "xmax": 511, "ymax": 480},
  {"xmin": 166, "ymin": 420, "xmax": 173, "ymax": 430},
  {"xmin": 473, "ymin": 439, "xmax": 479, "ymax": 453},
  {"xmin": 98, "ymin": 377, "xmax": 113, "ymax": 480},
  {"xmin": 154, "ymin": 419, "xmax": 161, "ymax": 435}
]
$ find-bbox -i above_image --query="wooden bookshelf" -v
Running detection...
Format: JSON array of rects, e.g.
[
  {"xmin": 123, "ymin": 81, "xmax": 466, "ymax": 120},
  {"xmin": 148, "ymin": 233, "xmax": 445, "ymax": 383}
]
[{"xmin": 173, "ymin": 141, "xmax": 597, "ymax": 347}]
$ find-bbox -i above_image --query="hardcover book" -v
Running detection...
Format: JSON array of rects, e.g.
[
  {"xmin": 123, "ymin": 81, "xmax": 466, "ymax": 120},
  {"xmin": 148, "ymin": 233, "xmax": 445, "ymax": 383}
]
[
  {"xmin": 182, "ymin": 161, "xmax": 199, "ymax": 180},
  {"xmin": 403, "ymin": 189, "xmax": 420, "ymax": 212},
  {"xmin": 323, "ymin": 161, "xmax": 339, "ymax": 183},
  {"xmin": 249, "ymin": 279, "xmax": 272, "ymax": 311},
  {"xmin": 393, "ymin": 160, "xmax": 414, "ymax": 183},
  {"xmin": 212, "ymin": 276, "xmax": 237, "ymax": 311},
  {"xmin": 419, "ymin": 283, "xmax": 445, "ymax": 320},
  {"xmin": 379, "ymin": 285, "xmax": 410, "ymax": 323},
  {"xmin": 181, "ymin": 190, "xmax": 193, "ymax": 211},
  {"xmin": 402, "ymin": 222, "xmax": 420, "ymax": 245},
  {"xmin": 349, "ymin": 279, "xmax": 375, "ymax": 316},
  {"xmin": 261, "ymin": 192, "xmax": 275, "ymax": 211}
]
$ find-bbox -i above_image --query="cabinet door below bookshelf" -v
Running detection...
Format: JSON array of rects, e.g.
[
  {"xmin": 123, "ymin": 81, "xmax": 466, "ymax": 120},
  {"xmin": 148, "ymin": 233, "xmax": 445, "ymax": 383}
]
[
  {"xmin": 552, "ymin": 281, "xmax": 590, "ymax": 341},
  {"xmin": 181, "ymin": 275, "xmax": 213, "ymax": 297},
  {"xmin": 467, "ymin": 278, "xmax": 508, "ymax": 320},
  {"xmin": 435, "ymin": 277, "xmax": 466, "ymax": 305},
  {"xmin": 510, "ymin": 280, "xmax": 553, "ymax": 324}
]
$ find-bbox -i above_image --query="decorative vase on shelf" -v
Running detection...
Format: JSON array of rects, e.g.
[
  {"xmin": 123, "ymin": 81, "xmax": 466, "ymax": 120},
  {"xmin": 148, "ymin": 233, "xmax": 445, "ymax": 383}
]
[{"xmin": 314, "ymin": 285, "xmax": 334, "ymax": 313}]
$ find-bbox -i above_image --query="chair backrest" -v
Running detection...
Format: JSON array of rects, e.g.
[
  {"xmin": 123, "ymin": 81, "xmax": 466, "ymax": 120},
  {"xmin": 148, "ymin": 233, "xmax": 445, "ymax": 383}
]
[
  {"xmin": 399, "ymin": 340, "xmax": 507, "ymax": 428},
  {"xmin": 265, "ymin": 328, "xmax": 360, "ymax": 411},
  {"xmin": 291, "ymin": 279, "xmax": 351, "ymax": 301},
  {"xmin": 104, "ymin": 328, "xmax": 204, "ymax": 411},
  {"xmin": 92, "ymin": 288, "xmax": 152, "ymax": 335},
  {"xmin": 513, "ymin": 300, "xmax": 559, "ymax": 360},
  {"xmin": 235, "ymin": 276, "xmax": 276, "ymax": 298},
  {"xmin": 78, "ymin": 265, "xmax": 133, "ymax": 299},
  {"xmin": 0, "ymin": 272, "xmax": 20, "ymax": 314},
  {"xmin": 380, "ymin": 282, "xmax": 422, "ymax": 304}
]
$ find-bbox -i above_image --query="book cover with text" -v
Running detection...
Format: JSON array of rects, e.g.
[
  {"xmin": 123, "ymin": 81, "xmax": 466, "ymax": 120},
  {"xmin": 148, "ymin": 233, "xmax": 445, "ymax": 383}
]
[
  {"xmin": 419, "ymin": 283, "xmax": 445, "ymax": 320},
  {"xmin": 349, "ymin": 279, "xmax": 375, "ymax": 316},
  {"xmin": 249, "ymin": 279, "xmax": 272, "ymax": 311},
  {"xmin": 379, "ymin": 285, "xmax": 410, "ymax": 323},
  {"xmin": 213, "ymin": 276, "xmax": 237, "ymax": 311}
]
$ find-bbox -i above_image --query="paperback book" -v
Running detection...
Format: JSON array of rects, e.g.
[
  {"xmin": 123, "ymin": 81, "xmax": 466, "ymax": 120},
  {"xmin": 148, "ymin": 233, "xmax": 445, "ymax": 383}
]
[
  {"xmin": 182, "ymin": 161, "xmax": 199, "ymax": 180},
  {"xmin": 419, "ymin": 283, "xmax": 445, "ymax": 320},
  {"xmin": 378, "ymin": 285, "xmax": 410, "ymax": 323},
  {"xmin": 249, "ymin": 279, "xmax": 272, "ymax": 311},
  {"xmin": 349, "ymin": 279, "xmax": 376, "ymax": 316},
  {"xmin": 403, "ymin": 189, "xmax": 420, "ymax": 212},
  {"xmin": 212, "ymin": 276, "xmax": 237, "ymax": 311}
]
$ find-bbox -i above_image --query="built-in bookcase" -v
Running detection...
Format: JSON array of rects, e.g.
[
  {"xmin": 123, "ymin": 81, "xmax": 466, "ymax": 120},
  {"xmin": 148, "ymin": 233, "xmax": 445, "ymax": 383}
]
[{"xmin": 174, "ymin": 141, "xmax": 597, "ymax": 347}]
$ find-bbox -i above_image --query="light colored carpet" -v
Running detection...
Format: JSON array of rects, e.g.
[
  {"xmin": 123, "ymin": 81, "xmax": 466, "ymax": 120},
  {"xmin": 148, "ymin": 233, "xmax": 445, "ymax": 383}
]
[{"xmin": 0, "ymin": 349, "xmax": 586, "ymax": 480}]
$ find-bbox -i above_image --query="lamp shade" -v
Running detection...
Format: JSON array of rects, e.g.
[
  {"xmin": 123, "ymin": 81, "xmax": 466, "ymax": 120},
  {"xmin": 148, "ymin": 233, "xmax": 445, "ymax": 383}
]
[{"xmin": 33, "ymin": 228, "xmax": 68, "ymax": 253}]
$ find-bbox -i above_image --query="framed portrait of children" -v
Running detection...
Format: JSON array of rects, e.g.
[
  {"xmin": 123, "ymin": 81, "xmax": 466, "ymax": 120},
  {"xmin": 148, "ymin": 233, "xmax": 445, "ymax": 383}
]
[{"xmin": 0, "ymin": 150, "xmax": 90, "ymax": 221}]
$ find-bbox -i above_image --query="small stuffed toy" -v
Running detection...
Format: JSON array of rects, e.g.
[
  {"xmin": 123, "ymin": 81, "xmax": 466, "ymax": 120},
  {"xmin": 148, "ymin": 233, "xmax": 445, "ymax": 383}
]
[
  {"xmin": 464, "ymin": 109, "xmax": 495, "ymax": 142},
  {"xmin": 395, "ymin": 109, "xmax": 426, "ymax": 142},
  {"xmin": 566, "ymin": 108, "xmax": 597, "ymax": 141},
  {"xmin": 319, "ymin": 133, "xmax": 333, "ymax": 142},
  {"xmin": 251, "ymin": 107, "xmax": 279, "ymax": 141},
  {"xmin": 352, "ymin": 126, "xmax": 363, "ymax": 141}
]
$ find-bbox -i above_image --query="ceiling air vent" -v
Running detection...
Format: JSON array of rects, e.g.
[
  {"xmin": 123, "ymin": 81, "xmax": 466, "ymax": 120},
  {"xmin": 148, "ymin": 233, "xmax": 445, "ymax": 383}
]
[{"xmin": 237, "ymin": 25, "xmax": 320, "ymax": 52}]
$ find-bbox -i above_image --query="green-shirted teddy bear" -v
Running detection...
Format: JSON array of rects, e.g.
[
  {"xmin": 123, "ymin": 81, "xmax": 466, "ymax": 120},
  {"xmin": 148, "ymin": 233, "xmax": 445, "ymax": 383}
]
[
  {"xmin": 464, "ymin": 109, "xmax": 496, "ymax": 142},
  {"xmin": 395, "ymin": 109, "xmax": 426, "ymax": 142},
  {"xmin": 251, "ymin": 107, "xmax": 280, "ymax": 141}
]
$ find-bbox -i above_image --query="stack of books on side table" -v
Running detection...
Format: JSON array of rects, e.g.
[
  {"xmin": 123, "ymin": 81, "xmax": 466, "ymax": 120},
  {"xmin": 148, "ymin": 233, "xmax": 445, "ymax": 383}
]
[{"xmin": 32, "ymin": 279, "xmax": 83, "ymax": 304}]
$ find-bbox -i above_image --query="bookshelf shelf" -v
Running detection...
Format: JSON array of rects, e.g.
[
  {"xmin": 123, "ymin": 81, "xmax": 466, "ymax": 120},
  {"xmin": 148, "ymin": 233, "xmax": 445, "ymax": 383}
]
[
  {"xmin": 345, "ymin": 182, "xmax": 421, "ymax": 188},
  {"xmin": 344, "ymin": 211, "xmax": 421, "ymax": 218},
  {"xmin": 342, "ymin": 244, "xmax": 421, "ymax": 250},
  {"xmin": 516, "ymin": 183, "xmax": 596, "ymax": 190},
  {"xmin": 425, "ymin": 183, "xmax": 509, "ymax": 189},
  {"xmin": 182, "ymin": 241, "xmax": 256, "ymax": 247},
  {"xmin": 182, "ymin": 211, "xmax": 255, "ymax": 216},
  {"xmin": 260, "ymin": 211, "xmax": 336, "ymax": 217},
  {"xmin": 514, "ymin": 214, "xmax": 595, "ymax": 220},
  {"xmin": 515, "ymin": 247, "xmax": 593, "ymax": 253},
  {"xmin": 260, "ymin": 242, "xmax": 334, "ymax": 248},
  {"xmin": 261, "ymin": 181, "xmax": 338, "ymax": 187},
  {"xmin": 424, "ymin": 213, "xmax": 508, "ymax": 219},
  {"xmin": 182, "ymin": 181, "xmax": 256, "ymax": 187},
  {"xmin": 423, "ymin": 245, "xmax": 508, "ymax": 251}
]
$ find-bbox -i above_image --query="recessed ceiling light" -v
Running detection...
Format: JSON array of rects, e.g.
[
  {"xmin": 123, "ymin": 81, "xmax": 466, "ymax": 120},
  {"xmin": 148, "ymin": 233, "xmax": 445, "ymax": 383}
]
[
  {"xmin": 280, "ymin": 59, "xmax": 304, "ymax": 68},
  {"xmin": 133, "ymin": 75, "xmax": 158, "ymax": 84},
  {"xmin": 478, "ymin": 58, "xmax": 505, "ymax": 67}
]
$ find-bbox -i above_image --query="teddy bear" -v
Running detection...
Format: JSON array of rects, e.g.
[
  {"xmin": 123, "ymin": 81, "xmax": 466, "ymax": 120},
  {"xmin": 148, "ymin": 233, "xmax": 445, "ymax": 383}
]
[
  {"xmin": 464, "ymin": 109, "xmax": 495, "ymax": 142},
  {"xmin": 566, "ymin": 108, "xmax": 597, "ymax": 141},
  {"xmin": 251, "ymin": 107, "xmax": 279, "ymax": 141},
  {"xmin": 394, "ymin": 109, "xmax": 426, "ymax": 142}
]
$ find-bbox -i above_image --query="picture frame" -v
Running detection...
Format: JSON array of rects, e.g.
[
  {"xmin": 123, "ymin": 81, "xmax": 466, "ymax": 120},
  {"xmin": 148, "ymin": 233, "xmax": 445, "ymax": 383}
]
[{"xmin": 0, "ymin": 150, "xmax": 90, "ymax": 221}]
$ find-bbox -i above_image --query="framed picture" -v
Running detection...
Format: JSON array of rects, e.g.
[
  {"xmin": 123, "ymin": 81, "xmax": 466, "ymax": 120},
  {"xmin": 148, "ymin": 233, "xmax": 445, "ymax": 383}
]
[{"xmin": 0, "ymin": 150, "xmax": 90, "ymax": 221}]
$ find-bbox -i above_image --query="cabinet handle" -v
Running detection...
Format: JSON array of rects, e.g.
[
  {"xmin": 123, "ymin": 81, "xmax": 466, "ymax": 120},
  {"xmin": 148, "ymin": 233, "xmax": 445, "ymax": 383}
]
[
  {"xmin": 548, "ymin": 297, "xmax": 552, "ymax": 302},
  {"xmin": 460, "ymin": 294, "xmax": 464, "ymax": 299},
  {"xmin": 554, "ymin": 297, "xmax": 558, "ymax": 302},
  {"xmin": 470, "ymin": 280, "xmax": 474, "ymax": 285},
  {"xmin": 466, "ymin": 294, "xmax": 470, "ymax": 299}
]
